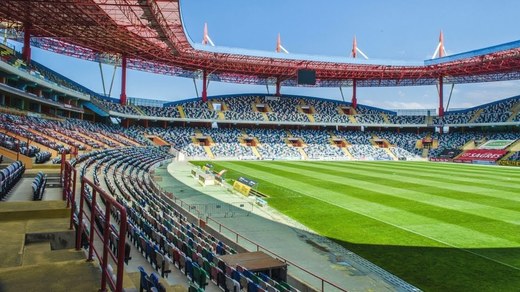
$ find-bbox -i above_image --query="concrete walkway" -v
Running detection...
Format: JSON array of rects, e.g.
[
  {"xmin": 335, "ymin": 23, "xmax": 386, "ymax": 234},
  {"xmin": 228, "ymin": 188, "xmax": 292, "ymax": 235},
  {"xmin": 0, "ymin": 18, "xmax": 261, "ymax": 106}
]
[{"xmin": 154, "ymin": 161, "xmax": 420, "ymax": 292}]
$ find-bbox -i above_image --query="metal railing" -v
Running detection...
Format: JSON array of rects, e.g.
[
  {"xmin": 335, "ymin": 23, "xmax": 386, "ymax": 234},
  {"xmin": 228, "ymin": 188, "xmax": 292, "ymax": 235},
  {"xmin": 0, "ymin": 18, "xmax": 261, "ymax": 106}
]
[
  {"xmin": 76, "ymin": 176, "xmax": 128, "ymax": 292},
  {"xmin": 62, "ymin": 160, "xmax": 77, "ymax": 229},
  {"xmin": 148, "ymin": 166, "xmax": 346, "ymax": 292},
  {"xmin": 205, "ymin": 217, "xmax": 347, "ymax": 292}
]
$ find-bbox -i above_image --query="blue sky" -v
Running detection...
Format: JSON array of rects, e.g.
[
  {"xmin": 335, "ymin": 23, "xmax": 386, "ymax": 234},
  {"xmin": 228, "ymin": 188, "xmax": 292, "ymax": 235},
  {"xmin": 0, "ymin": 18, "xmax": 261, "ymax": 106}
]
[{"xmin": 10, "ymin": 0, "xmax": 520, "ymax": 110}]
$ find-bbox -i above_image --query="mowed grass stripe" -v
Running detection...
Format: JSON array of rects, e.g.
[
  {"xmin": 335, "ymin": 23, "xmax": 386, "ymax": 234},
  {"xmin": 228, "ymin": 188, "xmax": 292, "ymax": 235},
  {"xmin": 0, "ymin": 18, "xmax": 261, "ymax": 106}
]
[
  {"xmin": 362, "ymin": 161, "xmax": 520, "ymax": 188},
  {"xmin": 205, "ymin": 162, "xmax": 444, "ymax": 246},
  {"xmin": 313, "ymin": 161, "xmax": 520, "ymax": 195},
  {"xmin": 309, "ymin": 161, "xmax": 520, "ymax": 211},
  {"xmin": 224, "ymin": 161, "xmax": 519, "ymax": 249},
  {"xmin": 367, "ymin": 161, "xmax": 520, "ymax": 181},
  {"xmin": 215, "ymin": 161, "xmax": 509, "ymax": 248},
  {"xmin": 251, "ymin": 161, "xmax": 520, "ymax": 246},
  {"xmin": 328, "ymin": 161, "xmax": 520, "ymax": 188},
  {"xmin": 312, "ymin": 160, "xmax": 520, "ymax": 197},
  {"xmin": 285, "ymin": 161, "xmax": 520, "ymax": 224},
  {"xmin": 196, "ymin": 161, "xmax": 520, "ymax": 291}
]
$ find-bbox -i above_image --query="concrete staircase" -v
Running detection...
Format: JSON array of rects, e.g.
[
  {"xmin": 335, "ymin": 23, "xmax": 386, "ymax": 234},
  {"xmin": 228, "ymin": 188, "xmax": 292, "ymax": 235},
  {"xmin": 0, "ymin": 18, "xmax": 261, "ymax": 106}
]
[
  {"xmin": 461, "ymin": 140, "xmax": 477, "ymax": 150},
  {"xmin": 341, "ymin": 147, "xmax": 354, "ymax": 159},
  {"xmin": 297, "ymin": 103, "xmax": 315, "ymax": 123},
  {"xmin": 177, "ymin": 106, "xmax": 186, "ymax": 119},
  {"xmin": 203, "ymin": 146, "xmax": 215, "ymax": 159},
  {"xmin": 468, "ymin": 108, "xmax": 484, "ymax": 123},
  {"xmin": 0, "ymin": 201, "xmax": 105, "ymax": 292},
  {"xmin": 384, "ymin": 148, "xmax": 398, "ymax": 161},
  {"xmin": 507, "ymin": 101, "xmax": 520, "ymax": 122},
  {"xmin": 507, "ymin": 139, "xmax": 520, "ymax": 151},
  {"xmin": 297, "ymin": 148, "xmax": 308, "ymax": 160},
  {"xmin": 422, "ymin": 148, "xmax": 429, "ymax": 158},
  {"xmin": 130, "ymin": 105, "xmax": 146, "ymax": 116},
  {"xmin": 381, "ymin": 113, "xmax": 390, "ymax": 124},
  {"xmin": 251, "ymin": 146, "xmax": 262, "ymax": 159},
  {"xmin": 426, "ymin": 116, "xmax": 433, "ymax": 125}
]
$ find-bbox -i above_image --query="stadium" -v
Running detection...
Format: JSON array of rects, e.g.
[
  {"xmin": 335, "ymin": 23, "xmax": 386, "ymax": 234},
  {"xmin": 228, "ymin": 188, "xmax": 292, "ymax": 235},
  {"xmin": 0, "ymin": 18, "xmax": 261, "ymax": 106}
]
[{"xmin": 0, "ymin": 1, "xmax": 519, "ymax": 292}]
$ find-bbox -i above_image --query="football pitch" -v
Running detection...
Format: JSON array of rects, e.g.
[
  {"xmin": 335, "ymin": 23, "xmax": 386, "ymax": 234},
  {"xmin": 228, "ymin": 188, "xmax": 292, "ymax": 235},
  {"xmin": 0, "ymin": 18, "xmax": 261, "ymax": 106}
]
[{"xmin": 192, "ymin": 160, "xmax": 520, "ymax": 291}]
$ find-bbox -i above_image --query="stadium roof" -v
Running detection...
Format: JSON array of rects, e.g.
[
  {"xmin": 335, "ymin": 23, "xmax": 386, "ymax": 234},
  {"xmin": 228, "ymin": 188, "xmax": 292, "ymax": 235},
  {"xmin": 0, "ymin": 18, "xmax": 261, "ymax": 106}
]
[{"xmin": 2, "ymin": 0, "xmax": 520, "ymax": 87}]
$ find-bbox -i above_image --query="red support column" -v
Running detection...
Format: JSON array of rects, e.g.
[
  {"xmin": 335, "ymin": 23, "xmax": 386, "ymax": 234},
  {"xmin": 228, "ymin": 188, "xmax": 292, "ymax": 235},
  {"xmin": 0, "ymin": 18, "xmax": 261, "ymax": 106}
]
[
  {"xmin": 120, "ymin": 55, "xmax": 127, "ymax": 105},
  {"xmin": 202, "ymin": 70, "xmax": 208, "ymax": 102},
  {"xmin": 438, "ymin": 76, "xmax": 444, "ymax": 117},
  {"xmin": 143, "ymin": 119, "xmax": 149, "ymax": 128},
  {"xmin": 275, "ymin": 78, "xmax": 281, "ymax": 96},
  {"xmin": 22, "ymin": 24, "xmax": 31, "ymax": 63},
  {"xmin": 163, "ymin": 121, "xmax": 167, "ymax": 129},
  {"xmin": 351, "ymin": 79, "xmax": 358, "ymax": 109}
]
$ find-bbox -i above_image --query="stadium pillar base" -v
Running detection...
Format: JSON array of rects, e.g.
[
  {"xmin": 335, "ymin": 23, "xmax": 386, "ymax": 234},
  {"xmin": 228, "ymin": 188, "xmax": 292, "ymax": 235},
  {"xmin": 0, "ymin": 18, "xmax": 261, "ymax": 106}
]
[
  {"xmin": 275, "ymin": 78, "xmax": 281, "ymax": 96},
  {"xmin": 123, "ymin": 119, "xmax": 130, "ymax": 128},
  {"xmin": 438, "ymin": 76, "xmax": 444, "ymax": 117},
  {"xmin": 143, "ymin": 119, "xmax": 149, "ymax": 128},
  {"xmin": 22, "ymin": 24, "xmax": 31, "ymax": 63},
  {"xmin": 120, "ymin": 55, "xmax": 127, "ymax": 105},
  {"xmin": 163, "ymin": 121, "xmax": 167, "ymax": 128},
  {"xmin": 202, "ymin": 70, "xmax": 208, "ymax": 102},
  {"xmin": 351, "ymin": 79, "xmax": 357, "ymax": 109}
]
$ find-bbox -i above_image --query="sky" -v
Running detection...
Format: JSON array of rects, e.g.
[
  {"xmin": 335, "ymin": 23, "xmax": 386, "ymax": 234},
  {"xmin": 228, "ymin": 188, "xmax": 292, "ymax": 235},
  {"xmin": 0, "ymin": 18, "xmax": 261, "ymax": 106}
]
[{"xmin": 8, "ymin": 0, "xmax": 520, "ymax": 110}]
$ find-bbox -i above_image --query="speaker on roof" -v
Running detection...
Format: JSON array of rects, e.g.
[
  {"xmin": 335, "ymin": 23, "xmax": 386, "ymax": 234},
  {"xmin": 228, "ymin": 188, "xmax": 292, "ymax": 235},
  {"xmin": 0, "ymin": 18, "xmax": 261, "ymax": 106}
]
[{"xmin": 297, "ymin": 69, "xmax": 316, "ymax": 85}]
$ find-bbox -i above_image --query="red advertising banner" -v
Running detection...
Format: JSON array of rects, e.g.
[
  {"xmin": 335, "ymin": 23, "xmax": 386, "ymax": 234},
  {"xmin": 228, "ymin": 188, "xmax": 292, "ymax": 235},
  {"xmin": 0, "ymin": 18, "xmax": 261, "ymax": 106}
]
[{"xmin": 457, "ymin": 149, "xmax": 507, "ymax": 162}]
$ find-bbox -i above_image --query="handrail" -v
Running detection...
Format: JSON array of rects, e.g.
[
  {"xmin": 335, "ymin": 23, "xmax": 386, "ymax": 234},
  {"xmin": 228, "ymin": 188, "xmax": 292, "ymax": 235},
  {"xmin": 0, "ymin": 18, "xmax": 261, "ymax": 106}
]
[
  {"xmin": 62, "ymin": 160, "xmax": 77, "ymax": 229},
  {"xmin": 76, "ymin": 176, "xmax": 128, "ymax": 292},
  {"xmin": 205, "ymin": 216, "xmax": 347, "ymax": 292},
  {"xmin": 147, "ymin": 164, "xmax": 346, "ymax": 291}
]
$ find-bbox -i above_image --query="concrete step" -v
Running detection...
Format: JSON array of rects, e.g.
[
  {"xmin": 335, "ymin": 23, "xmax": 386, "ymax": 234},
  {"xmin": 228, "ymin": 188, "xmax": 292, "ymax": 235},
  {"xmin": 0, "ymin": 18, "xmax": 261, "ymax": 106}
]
[
  {"xmin": 0, "ymin": 201, "xmax": 69, "ymax": 221},
  {"xmin": 0, "ymin": 220, "xmax": 26, "ymax": 268},
  {"xmin": 22, "ymin": 244, "xmax": 85, "ymax": 266},
  {"xmin": 0, "ymin": 259, "xmax": 101, "ymax": 292}
]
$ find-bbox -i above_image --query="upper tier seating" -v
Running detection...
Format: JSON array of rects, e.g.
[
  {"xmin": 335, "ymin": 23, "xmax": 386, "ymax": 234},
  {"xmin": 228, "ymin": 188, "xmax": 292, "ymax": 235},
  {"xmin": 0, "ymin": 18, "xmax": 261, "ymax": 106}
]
[
  {"xmin": 474, "ymin": 97, "xmax": 519, "ymax": 123},
  {"xmin": 81, "ymin": 94, "xmax": 520, "ymax": 127}
]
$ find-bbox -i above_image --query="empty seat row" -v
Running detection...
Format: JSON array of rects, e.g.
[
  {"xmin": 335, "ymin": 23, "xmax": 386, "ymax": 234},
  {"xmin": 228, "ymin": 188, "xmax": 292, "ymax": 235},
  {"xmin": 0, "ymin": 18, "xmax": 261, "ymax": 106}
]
[
  {"xmin": 35, "ymin": 151, "xmax": 51, "ymax": 164},
  {"xmin": 79, "ymin": 147, "xmax": 299, "ymax": 291},
  {"xmin": 0, "ymin": 161, "xmax": 25, "ymax": 200},
  {"xmin": 32, "ymin": 172, "xmax": 46, "ymax": 200}
]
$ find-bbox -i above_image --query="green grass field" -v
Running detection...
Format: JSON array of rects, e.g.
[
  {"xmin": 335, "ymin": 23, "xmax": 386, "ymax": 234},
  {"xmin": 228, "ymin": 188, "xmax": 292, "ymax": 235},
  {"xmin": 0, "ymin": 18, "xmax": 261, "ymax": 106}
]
[{"xmin": 192, "ymin": 160, "xmax": 520, "ymax": 292}]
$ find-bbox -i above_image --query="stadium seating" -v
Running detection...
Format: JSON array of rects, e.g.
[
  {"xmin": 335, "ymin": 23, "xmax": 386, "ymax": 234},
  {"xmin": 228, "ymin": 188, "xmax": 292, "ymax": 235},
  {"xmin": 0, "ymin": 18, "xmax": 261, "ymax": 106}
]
[
  {"xmin": 35, "ymin": 151, "xmax": 51, "ymax": 164},
  {"xmin": 94, "ymin": 97, "xmax": 142, "ymax": 115},
  {"xmin": 0, "ymin": 161, "xmax": 25, "ymax": 200},
  {"xmin": 32, "ymin": 172, "xmax": 47, "ymax": 200},
  {"xmin": 75, "ymin": 146, "xmax": 303, "ymax": 291},
  {"xmin": 473, "ymin": 96, "xmax": 519, "ymax": 123},
  {"xmin": 140, "ymin": 105, "xmax": 181, "ymax": 118}
]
